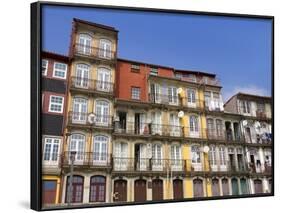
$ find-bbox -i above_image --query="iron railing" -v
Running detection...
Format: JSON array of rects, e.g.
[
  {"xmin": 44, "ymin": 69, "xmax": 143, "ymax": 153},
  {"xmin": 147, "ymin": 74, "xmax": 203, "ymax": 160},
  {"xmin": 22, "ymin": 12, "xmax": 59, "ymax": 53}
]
[
  {"xmin": 70, "ymin": 77, "xmax": 114, "ymax": 93},
  {"xmin": 62, "ymin": 152, "xmax": 112, "ymax": 167},
  {"xmin": 68, "ymin": 111, "xmax": 113, "ymax": 127},
  {"xmin": 74, "ymin": 43, "xmax": 116, "ymax": 60}
]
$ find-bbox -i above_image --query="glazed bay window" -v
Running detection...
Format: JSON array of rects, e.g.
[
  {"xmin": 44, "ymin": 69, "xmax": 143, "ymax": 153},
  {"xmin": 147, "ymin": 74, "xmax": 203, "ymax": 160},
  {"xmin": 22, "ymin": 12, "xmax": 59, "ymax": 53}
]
[
  {"xmin": 48, "ymin": 95, "xmax": 64, "ymax": 113},
  {"xmin": 53, "ymin": 62, "xmax": 67, "ymax": 79},
  {"xmin": 131, "ymin": 87, "xmax": 140, "ymax": 100},
  {"xmin": 42, "ymin": 59, "xmax": 48, "ymax": 76},
  {"xmin": 43, "ymin": 138, "xmax": 60, "ymax": 164}
]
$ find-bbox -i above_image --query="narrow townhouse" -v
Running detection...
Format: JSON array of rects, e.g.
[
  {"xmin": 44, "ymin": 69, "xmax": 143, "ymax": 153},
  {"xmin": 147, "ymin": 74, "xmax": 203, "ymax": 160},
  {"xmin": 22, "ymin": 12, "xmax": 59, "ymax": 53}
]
[{"xmin": 41, "ymin": 51, "xmax": 69, "ymax": 206}]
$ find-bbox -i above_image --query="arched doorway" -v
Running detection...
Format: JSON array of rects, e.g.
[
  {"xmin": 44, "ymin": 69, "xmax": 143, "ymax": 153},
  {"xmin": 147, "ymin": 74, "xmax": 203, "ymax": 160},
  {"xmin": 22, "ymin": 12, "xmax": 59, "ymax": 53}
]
[
  {"xmin": 113, "ymin": 180, "xmax": 127, "ymax": 202},
  {"xmin": 152, "ymin": 179, "xmax": 163, "ymax": 201},
  {"xmin": 254, "ymin": 179, "xmax": 263, "ymax": 194},
  {"xmin": 193, "ymin": 178, "xmax": 204, "ymax": 197},
  {"xmin": 134, "ymin": 179, "xmax": 147, "ymax": 202},
  {"xmin": 173, "ymin": 179, "xmax": 183, "ymax": 199}
]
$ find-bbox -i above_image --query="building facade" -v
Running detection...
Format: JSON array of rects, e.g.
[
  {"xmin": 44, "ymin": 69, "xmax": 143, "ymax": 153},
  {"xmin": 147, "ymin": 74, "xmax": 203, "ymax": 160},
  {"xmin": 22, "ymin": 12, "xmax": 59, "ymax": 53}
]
[
  {"xmin": 41, "ymin": 18, "xmax": 272, "ymax": 208},
  {"xmin": 41, "ymin": 51, "xmax": 69, "ymax": 205}
]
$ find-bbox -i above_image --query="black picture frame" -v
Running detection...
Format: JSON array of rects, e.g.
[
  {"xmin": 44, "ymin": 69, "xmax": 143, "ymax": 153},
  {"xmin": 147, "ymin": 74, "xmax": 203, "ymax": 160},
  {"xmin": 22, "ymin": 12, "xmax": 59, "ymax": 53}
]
[{"xmin": 31, "ymin": 1, "xmax": 274, "ymax": 211}]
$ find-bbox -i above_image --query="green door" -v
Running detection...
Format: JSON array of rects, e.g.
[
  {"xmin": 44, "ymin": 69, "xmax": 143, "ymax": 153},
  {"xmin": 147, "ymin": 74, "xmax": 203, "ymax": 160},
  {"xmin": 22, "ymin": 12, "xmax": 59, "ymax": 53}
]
[
  {"xmin": 240, "ymin": 178, "xmax": 248, "ymax": 195},
  {"xmin": 231, "ymin": 178, "xmax": 239, "ymax": 195}
]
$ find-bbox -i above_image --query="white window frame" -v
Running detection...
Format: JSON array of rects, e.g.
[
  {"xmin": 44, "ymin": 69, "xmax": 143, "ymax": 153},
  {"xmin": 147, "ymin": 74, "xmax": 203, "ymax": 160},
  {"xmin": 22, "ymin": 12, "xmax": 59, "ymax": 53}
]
[
  {"xmin": 53, "ymin": 62, "xmax": 68, "ymax": 79},
  {"xmin": 93, "ymin": 135, "xmax": 108, "ymax": 165},
  {"xmin": 42, "ymin": 59, "xmax": 48, "ymax": 76},
  {"xmin": 48, "ymin": 95, "xmax": 64, "ymax": 113},
  {"xmin": 131, "ymin": 87, "xmax": 141, "ymax": 100},
  {"xmin": 43, "ymin": 137, "xmax": 61, "ymax": 165}
]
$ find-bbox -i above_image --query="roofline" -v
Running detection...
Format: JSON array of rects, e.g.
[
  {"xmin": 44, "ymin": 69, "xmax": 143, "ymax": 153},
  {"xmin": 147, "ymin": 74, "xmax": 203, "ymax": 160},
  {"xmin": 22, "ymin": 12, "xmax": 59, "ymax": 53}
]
[
  {"xmin": 117, "ymin": 58, "xmax": 174, "ymax": 70},
  {"xmin": 117, "ymin": 58, "xmax": 217, "ymax": 78},
  {"xmin": 224, "ymin": 92, "xmax": 272, "ymax": 106},
  {"xmin": 41, "ymin": 50, "xmax": 69, "ymax": 62},
  {"xmin": 175, "ymin": 69, "xmax": 216, "ymax": 78},
  {"xmin": 73, "ymin": 18, "xmax": 118, "ymax": 32}
]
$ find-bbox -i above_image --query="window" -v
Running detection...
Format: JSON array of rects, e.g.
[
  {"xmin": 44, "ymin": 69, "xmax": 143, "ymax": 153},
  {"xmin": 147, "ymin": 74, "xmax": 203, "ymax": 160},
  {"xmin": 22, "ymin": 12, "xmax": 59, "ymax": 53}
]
[
  {"xmin": 95, "ymin": 100, "xmax": 110, "ymax": 125},
  {"xmin": 187, "ymin": 89, "xmax": 196, "ymax": 104},
  {"xmin": 97, "ymin": 67, "xmax": 111, "ymax": 91},
  {"xmin": 219, "ymin": 147, "xmax": 226, "ymax": 165},
  {"xmin": 175, "ymin": 73, "xmax": 182, "ymax": 79},
  {"xmin": 171, "ymin": 145, "xmax": 181, "ymax": 163},
  {"xmin": 42, "ymin": 59, "xmax": 48, "ymax": 76},
  {"xmin": 131, "ymin": 64, "xmax": 140, "ymax": 72},
  {"xmin": 190, "ymin": 116, "xmax": 199, "ymax": 132},
  {"xmin": 191, "ymin": 146, "xmax": 201, "ymax": 163},
  {"xmin": 204, "ymin": 91, "xmax": 211, "ymax": 107},
  {"xmin": 99, "ymin": 39, "xmax": 112, "ymax": 59},
  {"xmin": 48, "ymin": 95, "xmax": 64, "ymax": 113},
  {"xmin": 209, "ymin": 146, "xmax": 216, "ymax": 165},
  {"xmin": 43, "ymin": 138, "xmax": 60, "ymax": 162},
  {"xmin": 168, "ymin": 87, "xmax": 178, "ymax": 104},
  {"xmin": 78, "ymin": 34, "xmax": 92, "ymax": 55},
  {"xmin": 93, "ymin": 136, "xmax": 108, "ymax": 164},
  {"xmin": 90, "ymin": 176, "xmax": 106, "ymax": 202},
  {"xmin": 72, "ymin": 97, "xmax": 88, "ymax": 123},
  {"xmin": 65, "ymin": 176, "xmax": 84, "ymax": 203},
  {"xmin": 131, "ymin": 87, "xmax": 140, "ymax": 100},
  {"xmin": 53, "ymin": 62, "xmax": 67, "ymax": 79},
  {"xmin": 152, "ymin": 144, "xmax": 162, "ymax": 169},
  {"xmin": 114, "ymin": 142, "xmax": 128, "ymax": 170},
  {"xmin": 257, "ymin": 102, "xmax": 265, "ymax": 112},
  {"xmin": 216, "ymin": 119, "xmax": 223, "ymax": 138},
  {"xmin": 69, "ymin": 134, "xmax": 86, "ymax": 162},
  {"xmin": 241, "ymin": 100, "xmax": 251, "ymax": 114},
  {"xmin": 150, "ymin": 67, "xmax": 158, "ymax": 76},
  {"xmin": 75, "ymin": 64, "xmax": 90, "ymax": 88}
]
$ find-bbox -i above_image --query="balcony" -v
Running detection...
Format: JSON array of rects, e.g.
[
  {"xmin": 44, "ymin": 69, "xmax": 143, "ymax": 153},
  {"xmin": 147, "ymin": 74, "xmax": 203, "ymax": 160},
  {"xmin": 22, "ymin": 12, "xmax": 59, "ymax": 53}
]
[
  {"xmin": 68, "ymin": 111, "xmax": 113, "ymax": 128},
  {"xmin": 248, "ymin": 162, "xmax": 272, "ymax": 174},
  {"xmin": 149, "ymin": 93, "xmax": 204, "ymax": 110},
  {"xmin": 73, "ymin": 43, "xmax": 116, "ymax": 61},
  {"xmin": 112, "ymin": 158, "xmax": 186, "ymax": 173},
  {"xmin": 114, "ymin": 121, "xmax": 206, "ymax": 139},
  {"xmin": 204, "ymin": 100, "xmax": 224, "ymax": 112},
  {"xmin": 61, "ymin": 152, "xmax": 112, "ymax": 168},
  {"xmin": 70, "ymin": 77, "xmax": 114, "ymax": 95},
  {"xmin": 206, "ymin": 129, "xmax": 225, "ymax": 141}
]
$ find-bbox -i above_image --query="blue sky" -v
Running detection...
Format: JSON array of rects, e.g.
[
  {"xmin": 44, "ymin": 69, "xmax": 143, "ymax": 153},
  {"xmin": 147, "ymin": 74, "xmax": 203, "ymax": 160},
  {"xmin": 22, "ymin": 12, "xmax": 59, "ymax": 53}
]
[{"xmin": 42, "ymin": 5, "xmax": 272, "ymax": 101}]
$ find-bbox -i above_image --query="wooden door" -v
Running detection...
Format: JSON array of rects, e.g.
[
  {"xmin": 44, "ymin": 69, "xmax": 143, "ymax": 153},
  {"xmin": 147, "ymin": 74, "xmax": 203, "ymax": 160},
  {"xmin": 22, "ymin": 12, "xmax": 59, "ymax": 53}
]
[
  {"xmin": 42, "ymin": 180, "xmax": 57, "ymax": 205},
  {"xmin": 222, "ymin": 178, "xmax": 229, "ymax": 195},
  {"xmin": 152, "ymin": 179, "xmax": 163, "ymax": 201},
  {"xmin": 114, "ymin": 180, "xmax": 127, "ymax": 202},
  {"xmin": 254, "ymin": 179, "xmax": 263, "ymax": 194},
  {"xmin": 173, "ymin": 179, "xmax": 183, "ymax": 199},
  {"xmin": 193, "ymin": 179, "xmax": 204, "ymax": 197},
  {"xmin": 134, "ymin": 179, "xmax": 147, "ymax": 202},
  {"xmin": 211, "ymin": 178, "xmax": 220, "ymax": 196}
]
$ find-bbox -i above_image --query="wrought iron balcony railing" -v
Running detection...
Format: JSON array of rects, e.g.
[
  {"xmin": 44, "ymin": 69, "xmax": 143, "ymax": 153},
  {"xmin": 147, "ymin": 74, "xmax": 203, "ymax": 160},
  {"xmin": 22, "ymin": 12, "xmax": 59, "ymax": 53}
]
[
  {"xmin": 74, "ymin": 43, "xmax": 116, "ymax": 60},
  {"xmin": 149, "ymin": 93, "xmax": 204, "ymax": 109},
  {"xmin": 112, "ymin": 157, "xmax": 186, "ymax": 172},
  {"xmin": 68, "ymin": 111, "xmax": 113, "ymax": 128},
  {"xmin": 62, "ymin": 152, "xmax": 112, "ymax": 167},
  {"xmin": 70, "ymin": 77, "xmax": 114, "ymax": 94}
]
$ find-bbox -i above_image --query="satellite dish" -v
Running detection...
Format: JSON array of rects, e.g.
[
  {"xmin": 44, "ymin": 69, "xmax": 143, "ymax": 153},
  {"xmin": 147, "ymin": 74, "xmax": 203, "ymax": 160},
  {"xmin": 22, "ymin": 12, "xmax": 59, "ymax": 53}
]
[
  {"xmin": 178, "ymin": 111, "xmax": 184, "ymax": 118},
  {"xmin": 203, "ymin": 146, "xmax": 210, "ymax": 153},
  {"xmin": 242, "ymin": 120, "xmax": 248, "ymax": 126},
  {"xmin": 255, "ymin": 121, "xmax": 261, "ymax": 129},
  {"xmin": 88, "ymin": 113, "xmax": 95, "ymax": 124},
  {"xmin": 114, "ymin": 116, "xmax": 120, "ymax": 122},
  {"xmin": 177, "ymin": 88, "xmax": 183, "ymax": 94}
]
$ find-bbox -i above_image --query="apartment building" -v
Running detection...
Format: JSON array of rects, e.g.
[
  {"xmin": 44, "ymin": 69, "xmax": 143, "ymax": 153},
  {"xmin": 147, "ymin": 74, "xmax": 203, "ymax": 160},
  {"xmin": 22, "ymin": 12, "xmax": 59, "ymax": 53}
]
[
  {"xmin": 41, "ymin": 51, "xmax": 69, "ymax": 205},
  {"xmin": 224, "ymin": 93, "xmax": 272, "ymax": 194},
  {"xmin": 41, "ymin": 18, "xmax": 272, "ymax": 207},
  {"xmin": 60, "ymin": 18, "xmax": 118, "ymax": 204}
]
